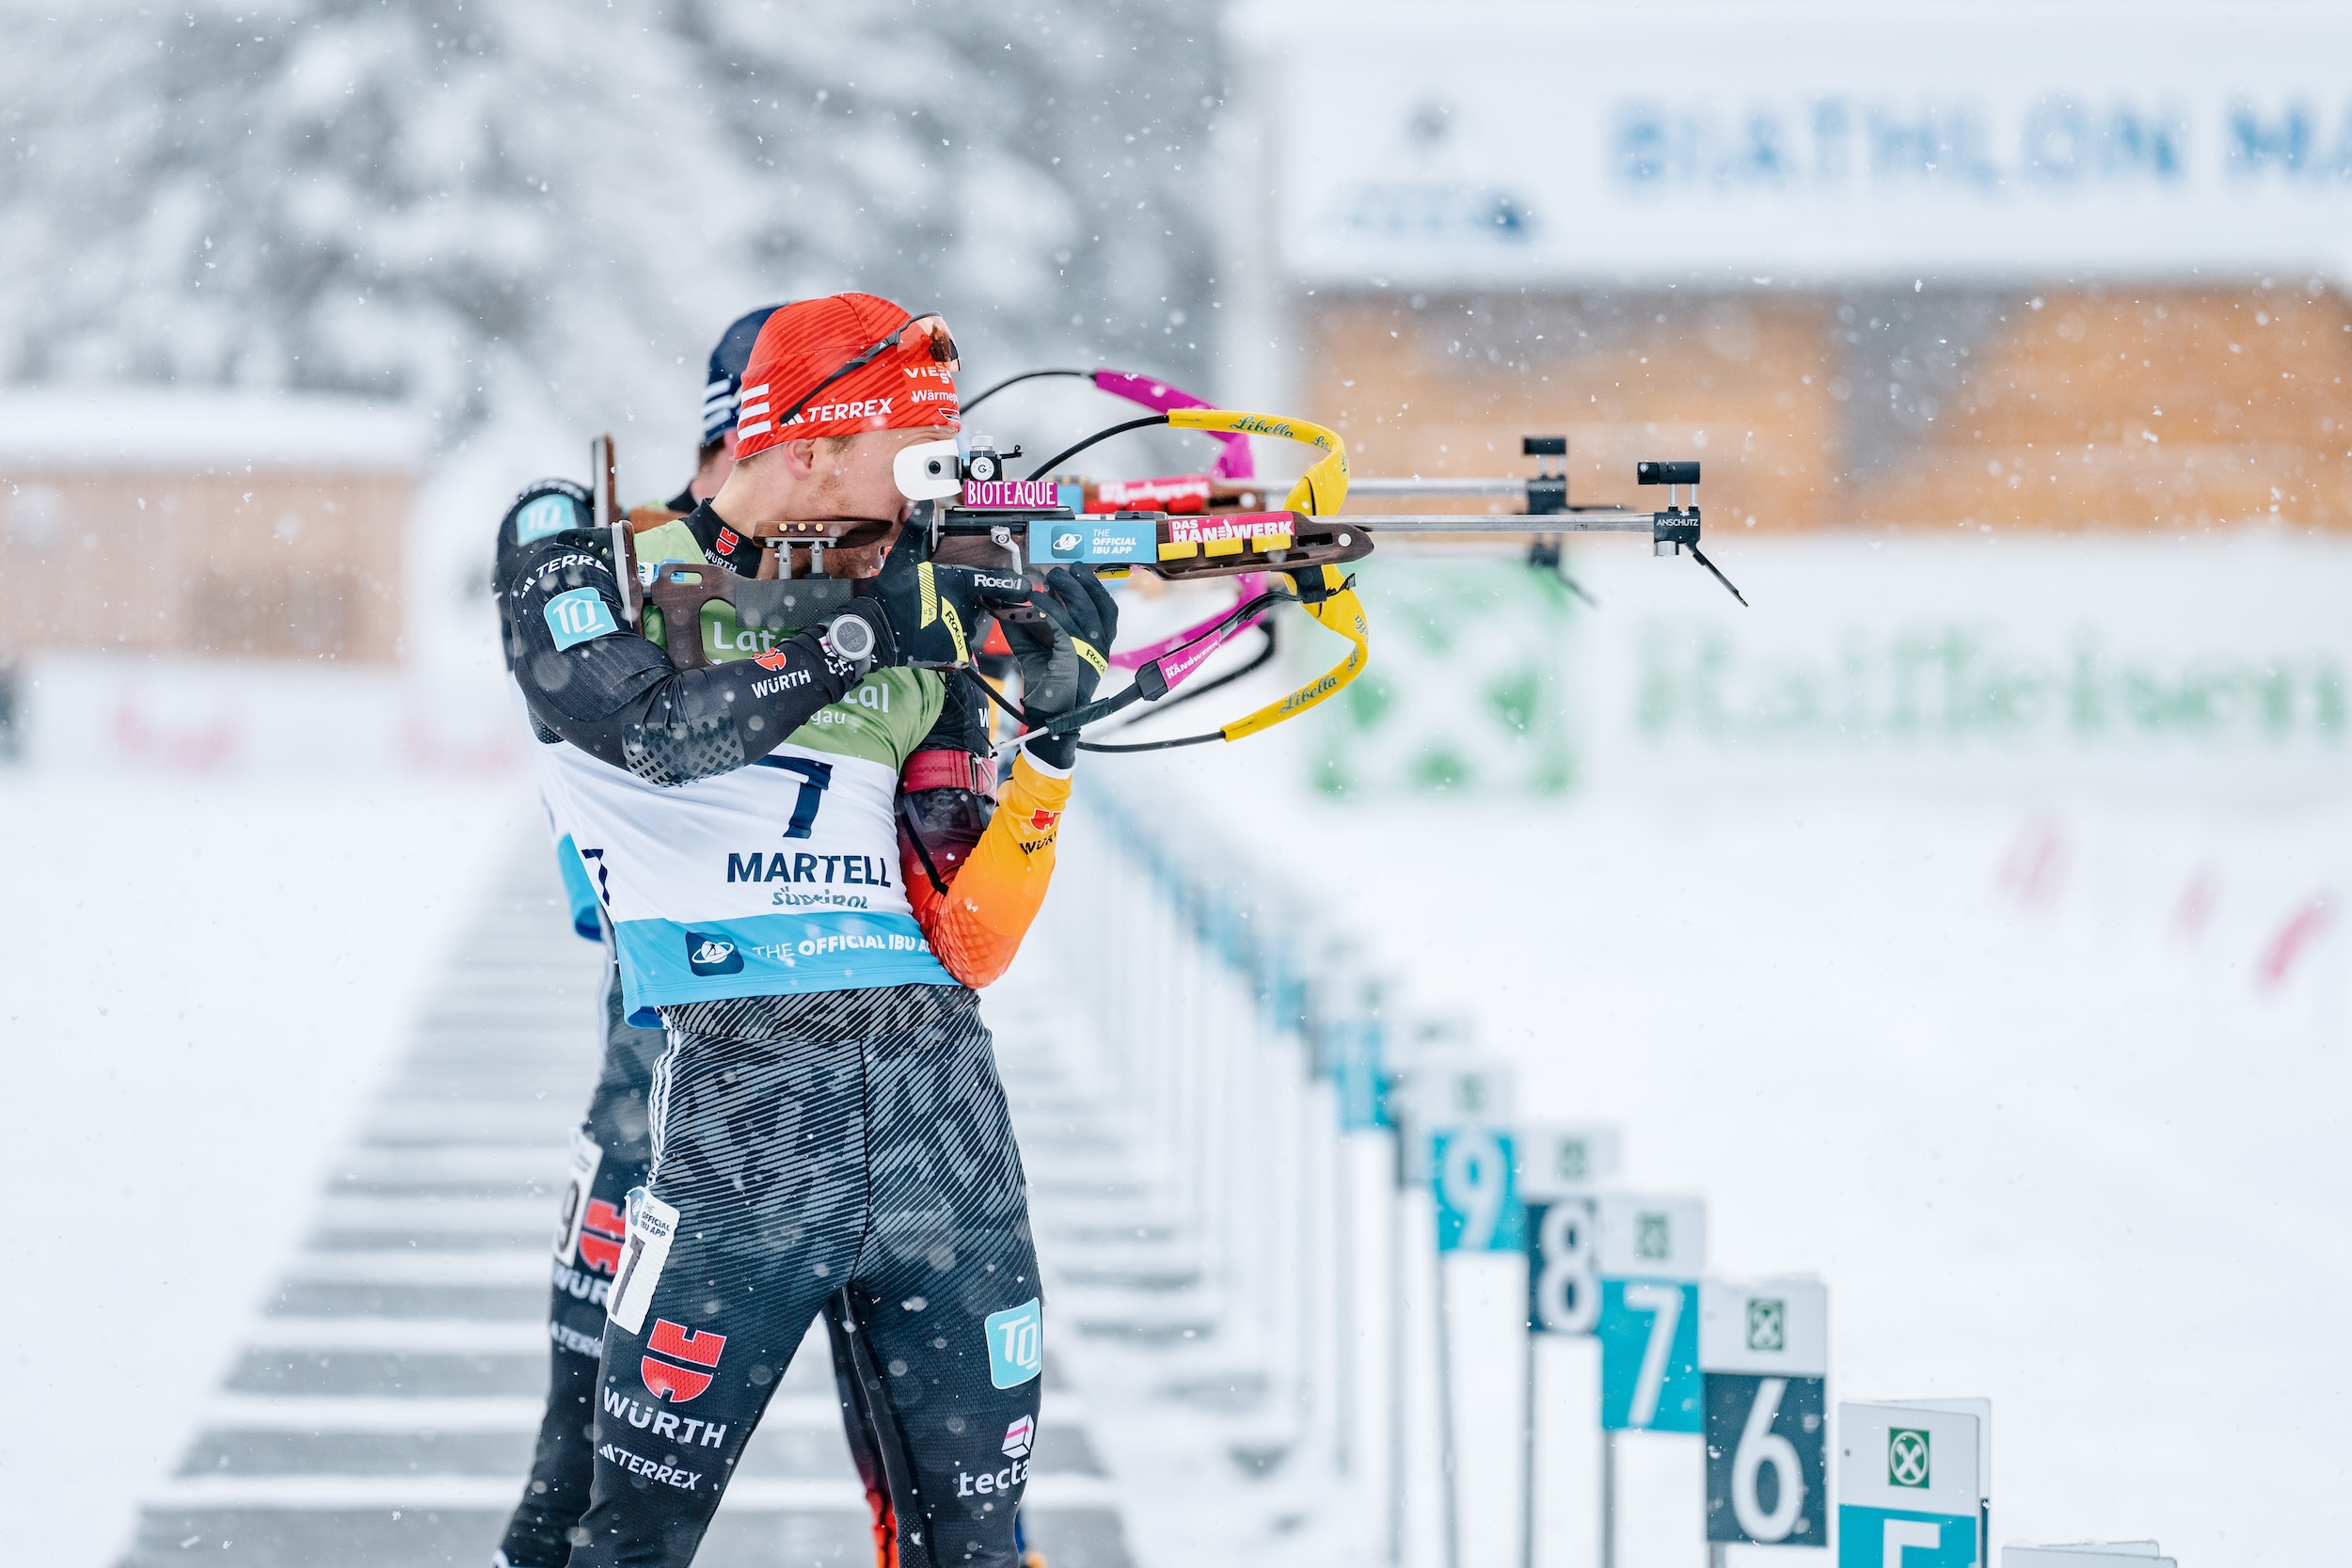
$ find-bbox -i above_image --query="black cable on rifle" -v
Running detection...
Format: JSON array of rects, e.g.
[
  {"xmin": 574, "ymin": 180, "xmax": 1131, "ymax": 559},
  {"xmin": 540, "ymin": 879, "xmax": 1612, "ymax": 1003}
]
[
  {"xmin": 961, "ymin": 368, "xmax": 1088, "ymax": 415},
  {"xmin": 1095, "ymin": 621, "xmax": 1278, "ymax": 734},
  {"xmin": 1077, "ymin": 730, "xmax": 1224, "ymax": 753},
  {"xmin": 976, "ymin": 674, "xmax": 1033, "ymax": 731},
  {"xmin": 1025, "ymin": 415, "xmax": 1169, "ymax": 481}
]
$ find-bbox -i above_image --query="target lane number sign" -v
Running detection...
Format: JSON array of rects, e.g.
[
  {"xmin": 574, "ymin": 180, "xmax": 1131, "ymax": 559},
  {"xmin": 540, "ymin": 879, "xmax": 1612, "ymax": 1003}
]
[
  {"xmin": 1701, "ymin": 1280, "xmax": 1828, "ymax": 1548},
  {"xmin": 1431, "ymin": 1126, "xmax": 1526, "ymax": 1252},
  {"xmin": 1518, "ymin": 1122, "xmax": 1621, "ymax": 1335},
  {"xmin": 1838, "ymin": 1402, "xmax": 1984, "ymax": 1568},
  {"xmin": 1597, "ymin": 1194, "xmax": 1707, "ymax": 1432}
]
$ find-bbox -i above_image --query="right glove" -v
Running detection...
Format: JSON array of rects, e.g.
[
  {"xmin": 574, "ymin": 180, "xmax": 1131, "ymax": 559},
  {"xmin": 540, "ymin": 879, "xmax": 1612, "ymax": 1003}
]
[
  {"xmin": 1006, "ymin": 565, "xmax": 1120, "ymax": 768},
  {"xmin": 858, "ymin": 520, "xmax": 995, "ymax": 668}
]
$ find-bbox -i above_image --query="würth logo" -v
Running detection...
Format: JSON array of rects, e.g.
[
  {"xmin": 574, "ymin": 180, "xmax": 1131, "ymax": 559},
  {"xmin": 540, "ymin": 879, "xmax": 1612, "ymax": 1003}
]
[
  {"xmin": 642, "ymin": 1318, "xmax": 727, "ymax": 1403},
  {"xmin": 579, "ymin": 1198, "xmax": 628, "ymax": 1275}
]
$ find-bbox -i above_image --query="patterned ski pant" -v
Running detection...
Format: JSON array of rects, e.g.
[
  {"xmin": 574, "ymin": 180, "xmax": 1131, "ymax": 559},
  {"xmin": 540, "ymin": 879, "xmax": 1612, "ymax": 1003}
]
[
  {"xmin": 495, "ymin": 955, "xmax": 913, "ymax": 1568},
  {"xmin": 565, "ymin": 983, "xmax": 1043, "ymax": 1568}
]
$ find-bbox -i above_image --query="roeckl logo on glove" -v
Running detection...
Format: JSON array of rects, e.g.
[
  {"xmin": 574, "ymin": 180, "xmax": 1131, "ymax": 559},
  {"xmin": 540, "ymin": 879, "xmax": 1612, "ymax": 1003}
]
[{"xmin": 641, "ymin": 1318, "xmax": 727, "ymax": 1403}]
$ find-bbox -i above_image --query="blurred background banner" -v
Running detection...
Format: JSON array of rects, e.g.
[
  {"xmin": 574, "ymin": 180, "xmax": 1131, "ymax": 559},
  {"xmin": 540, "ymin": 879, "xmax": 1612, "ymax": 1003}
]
[
  {"xmin": 5, "ymin": 0, "xmax": 2349, "ymax": 790},
  {"xmin": 1245, "ymin": 0, "xmax": 2352, "ymax": 286}
]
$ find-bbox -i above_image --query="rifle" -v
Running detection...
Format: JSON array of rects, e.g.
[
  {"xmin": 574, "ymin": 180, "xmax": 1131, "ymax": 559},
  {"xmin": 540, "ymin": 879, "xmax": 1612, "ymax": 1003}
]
[{"xmin": 589, "ymin": 368, "xmax": 1746, "ymax": 751}]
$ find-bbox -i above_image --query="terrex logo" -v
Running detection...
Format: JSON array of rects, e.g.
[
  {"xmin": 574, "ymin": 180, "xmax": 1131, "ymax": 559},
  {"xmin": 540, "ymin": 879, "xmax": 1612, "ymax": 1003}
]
[
  {"xmin": 641, "ymin": 1318, "xmax": 727, "ymax": 1403},
  {"xmin": 1000, "ymin": 1414, "xmax": 1034, "ymax": 1459}
]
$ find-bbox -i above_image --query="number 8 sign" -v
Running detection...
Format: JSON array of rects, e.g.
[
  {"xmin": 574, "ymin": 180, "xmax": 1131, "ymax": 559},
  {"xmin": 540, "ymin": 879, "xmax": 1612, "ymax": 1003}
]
[{"xmin": 1526, "ymin": 1198, "xmax": 1599, "ymax": 1334}]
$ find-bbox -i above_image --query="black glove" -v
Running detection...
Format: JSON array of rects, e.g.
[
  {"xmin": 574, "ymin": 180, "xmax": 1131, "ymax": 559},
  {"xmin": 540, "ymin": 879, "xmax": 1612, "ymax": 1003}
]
[
  {"xmin": 1006, "ymin": 565, "xmax": 1119, "ymax": 768},
  {"xmin": 859, "ymin": 520, "xmax": 995, "ymax": 668}
]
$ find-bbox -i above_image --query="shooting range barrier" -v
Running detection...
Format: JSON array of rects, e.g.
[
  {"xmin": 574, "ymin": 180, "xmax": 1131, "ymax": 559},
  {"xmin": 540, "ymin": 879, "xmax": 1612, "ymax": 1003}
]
[{"xmin": 1038, "ymin": 782, "xmax": 2178, "ymax": 1567}]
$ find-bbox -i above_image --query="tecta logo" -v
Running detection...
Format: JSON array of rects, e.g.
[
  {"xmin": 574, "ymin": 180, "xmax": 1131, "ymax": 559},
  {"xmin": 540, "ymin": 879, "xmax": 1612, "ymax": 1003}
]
[{"xmin": 1000, "ymin": 1414, "xmax": 1035, "ymax": 1459}]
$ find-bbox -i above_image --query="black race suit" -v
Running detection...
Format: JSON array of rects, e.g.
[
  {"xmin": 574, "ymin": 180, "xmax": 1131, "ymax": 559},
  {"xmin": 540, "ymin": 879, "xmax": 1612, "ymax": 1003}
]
[
  {"xmin": 573, "ymin": 985, "xmax": 1041, "ymax": 1568},
  {"xmin": 494, "ymin": 949, "xmax": 925, "ymax": 1568}
]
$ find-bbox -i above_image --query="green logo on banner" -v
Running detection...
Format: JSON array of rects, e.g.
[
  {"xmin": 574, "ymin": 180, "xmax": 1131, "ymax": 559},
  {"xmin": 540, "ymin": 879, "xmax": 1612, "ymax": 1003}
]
[
  {"xmin": 1554, "ymin": 1139, "xmax": 1589, "ymax": 1183},
  {"xmin": 1888, "ymin": 1428, "xmax": 1931, "ymax": 1489},
  {"xmin": 1745, "ymin": 1297, "xmax": 1785, "ymax": 1352},
  {"xmin": 1309, "ymin": 561, "xmax": 1579, "ymax": 800},
  {"xmin": 1635, "ymin": 1212, "xmax": 1671, "ymax": 1261}
]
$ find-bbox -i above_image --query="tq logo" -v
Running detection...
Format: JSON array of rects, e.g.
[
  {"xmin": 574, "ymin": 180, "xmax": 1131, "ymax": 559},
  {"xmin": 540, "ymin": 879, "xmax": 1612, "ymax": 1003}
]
[{"xmin": 642, "ymin": 1318, "xmax": 728, "ymax": 1403}]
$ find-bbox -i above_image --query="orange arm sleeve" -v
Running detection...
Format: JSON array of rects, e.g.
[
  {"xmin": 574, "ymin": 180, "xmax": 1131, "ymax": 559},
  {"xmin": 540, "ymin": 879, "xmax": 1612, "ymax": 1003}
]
[{"xmin": 903, "ymin": 752, "xmax": 1072, "ymax": 990}]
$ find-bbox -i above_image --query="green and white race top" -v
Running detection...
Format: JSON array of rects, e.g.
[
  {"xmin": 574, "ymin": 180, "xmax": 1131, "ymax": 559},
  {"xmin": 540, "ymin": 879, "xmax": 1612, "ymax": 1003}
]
[{"xmin": 543, "ymin": 665, "xmax": 957, "ymax": 1023}]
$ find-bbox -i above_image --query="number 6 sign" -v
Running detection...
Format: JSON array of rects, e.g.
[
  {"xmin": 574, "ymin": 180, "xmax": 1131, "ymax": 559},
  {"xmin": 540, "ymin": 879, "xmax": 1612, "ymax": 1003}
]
[{"xmin": 1701, "ymin": 1279, "xmax": 1828, "ymax": 1548}]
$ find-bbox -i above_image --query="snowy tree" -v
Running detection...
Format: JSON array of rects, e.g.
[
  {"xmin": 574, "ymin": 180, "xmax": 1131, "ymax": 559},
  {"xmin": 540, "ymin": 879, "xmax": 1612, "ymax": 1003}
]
[{"xmin": 0, "ymin": 0, "xmax": 1229, "ymax": 452}]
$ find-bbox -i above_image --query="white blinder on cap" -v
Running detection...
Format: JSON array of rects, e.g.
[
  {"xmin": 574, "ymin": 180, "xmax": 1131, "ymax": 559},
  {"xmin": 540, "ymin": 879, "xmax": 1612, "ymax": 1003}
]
[{"xmin": 893, "ymin": 437, "xmax": 963, "ymax": 501}]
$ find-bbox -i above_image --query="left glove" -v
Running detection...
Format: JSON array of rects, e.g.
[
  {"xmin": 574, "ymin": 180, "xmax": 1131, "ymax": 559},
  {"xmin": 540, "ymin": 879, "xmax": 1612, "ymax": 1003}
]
[
  {"xmin": 858, "ymin": 519, "xmax": 994, "ymax": 668},
  {"xmin": 1005, "ymin": 565, "xmax": 1119, "ymax": 768}
]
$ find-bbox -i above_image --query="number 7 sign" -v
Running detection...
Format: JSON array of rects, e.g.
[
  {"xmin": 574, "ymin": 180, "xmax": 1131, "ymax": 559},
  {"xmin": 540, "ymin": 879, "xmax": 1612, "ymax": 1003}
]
[{"xmin": 1597, "ymin": 1194, "xmax": 1706, "ymax": 1433}]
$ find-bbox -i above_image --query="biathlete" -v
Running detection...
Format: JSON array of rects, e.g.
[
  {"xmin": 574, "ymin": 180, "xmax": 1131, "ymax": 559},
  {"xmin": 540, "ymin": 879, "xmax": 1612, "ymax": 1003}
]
[
  {"xmin": 500, "ymin": 292, "xmax": 1111, "ymax": 1568},
  {"xmin": 491, "ymin": 301, "xmax": 1040, "ymax": 1568}
]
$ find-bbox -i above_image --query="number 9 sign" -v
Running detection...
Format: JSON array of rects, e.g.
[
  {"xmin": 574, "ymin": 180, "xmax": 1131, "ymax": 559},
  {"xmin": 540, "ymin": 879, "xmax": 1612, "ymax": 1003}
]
[{"xmin": 1431, "ymin": 1127, "xmax": 1524, "ymax": 1252}]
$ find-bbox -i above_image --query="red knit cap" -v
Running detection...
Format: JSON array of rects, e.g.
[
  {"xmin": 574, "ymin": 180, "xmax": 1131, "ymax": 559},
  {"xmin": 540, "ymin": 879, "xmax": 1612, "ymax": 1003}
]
[{"xmin": 731, "ymin": 293, "xmax": 960, "ymax": 460}]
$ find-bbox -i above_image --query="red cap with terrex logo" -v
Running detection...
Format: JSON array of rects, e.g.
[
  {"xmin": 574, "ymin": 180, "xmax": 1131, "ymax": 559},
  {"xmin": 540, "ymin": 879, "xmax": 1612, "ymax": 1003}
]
[{"xmin": 731, "ymin": 293, "xmax": 961, "ymax": 461}]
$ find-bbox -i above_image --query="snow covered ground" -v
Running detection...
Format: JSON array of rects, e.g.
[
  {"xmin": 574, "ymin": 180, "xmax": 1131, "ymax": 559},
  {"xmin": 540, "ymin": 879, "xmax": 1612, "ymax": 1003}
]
[
  {"xmin": 0, "ymin": 772, "xmax": 532, "ymax": 1567},
  {"xmin": 8, "ymin": 531, "xmax": 2346, "ymax": 1566}
]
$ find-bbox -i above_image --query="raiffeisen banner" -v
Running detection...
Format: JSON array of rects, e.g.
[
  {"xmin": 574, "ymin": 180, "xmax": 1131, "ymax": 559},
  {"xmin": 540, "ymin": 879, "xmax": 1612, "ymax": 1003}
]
[
  {"xmin": 1234, "ymin": 0, "xmax": 2352, "ymax": 285},
  {"xmin": 1311, "ymin": 534, "xmax": 2352, "ymax": 804}
]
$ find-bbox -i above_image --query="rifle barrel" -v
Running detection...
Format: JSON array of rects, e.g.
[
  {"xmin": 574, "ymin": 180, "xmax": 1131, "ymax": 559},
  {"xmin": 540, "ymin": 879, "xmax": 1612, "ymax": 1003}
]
[
  {"xmin": 1345, "ymin": 477, "xmax": 1531, "ymax": 498},
  {"xmin": 1347, "ymin": 512, "xmax": 1658, "ymax": 534}
]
